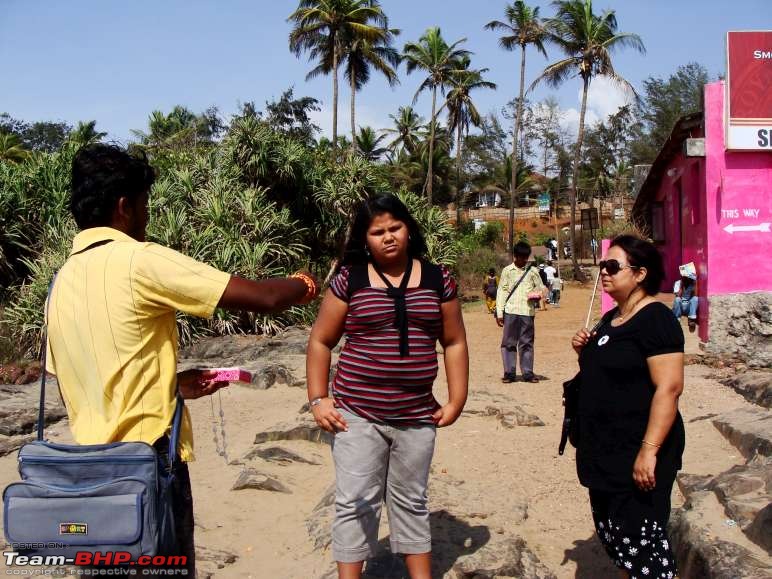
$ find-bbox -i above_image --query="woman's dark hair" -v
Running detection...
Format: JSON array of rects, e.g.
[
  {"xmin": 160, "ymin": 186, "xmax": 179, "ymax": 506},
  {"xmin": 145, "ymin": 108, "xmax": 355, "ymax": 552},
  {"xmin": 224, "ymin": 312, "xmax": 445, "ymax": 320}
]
[
  {"xmin": 70, "ymin": 143, "xmax": 156, "ymax": 229},
  {"xmin": 488, "ymin": 267, "xmax": 496, "ymax": 276},
  {"xmin": 609, "ymin": 234, "xmax": 665, "ymax": 295},
  {"xmin": 341, "ymin": 193, "xmax": 428, "ymax": 266}
]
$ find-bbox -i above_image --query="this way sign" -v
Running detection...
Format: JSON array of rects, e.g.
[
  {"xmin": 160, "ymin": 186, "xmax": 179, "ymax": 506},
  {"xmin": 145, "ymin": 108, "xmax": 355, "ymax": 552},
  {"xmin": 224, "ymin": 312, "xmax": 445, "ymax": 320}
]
[{"xmin": 723, "ymin": 222, "xmax": 771, "ymax": 234}]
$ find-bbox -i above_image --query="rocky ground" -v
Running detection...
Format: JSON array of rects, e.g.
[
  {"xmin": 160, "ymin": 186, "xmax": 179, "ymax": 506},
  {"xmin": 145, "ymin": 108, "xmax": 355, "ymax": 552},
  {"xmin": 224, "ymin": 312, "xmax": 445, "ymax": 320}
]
[{"xmin": 0, "ymin": 284, "xmax": 769, "ymax": 578}]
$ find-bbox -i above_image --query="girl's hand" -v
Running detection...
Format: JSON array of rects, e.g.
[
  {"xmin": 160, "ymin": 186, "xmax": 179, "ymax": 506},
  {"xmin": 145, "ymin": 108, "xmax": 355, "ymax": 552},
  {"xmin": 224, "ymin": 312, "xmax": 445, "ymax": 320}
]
[
  {"xmin": 633, "ymin": 446, "xmax": 657, "ymax": 492},
  {"xmin": 311, "ymin": 397, "xmax": 348, "ymax": 433},
  {"xmin": 571, "ymin": 328, "xmax": 593, "ymax": 354},
  {"xmin": 432, "ymin": 403, "xmax": 463, "ymax": 427}
]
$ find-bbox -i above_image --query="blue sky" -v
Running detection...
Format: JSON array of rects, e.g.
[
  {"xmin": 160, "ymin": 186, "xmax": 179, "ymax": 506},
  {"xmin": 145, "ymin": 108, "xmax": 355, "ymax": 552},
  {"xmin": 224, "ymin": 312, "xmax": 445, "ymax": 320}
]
[{"xmin": 1, "ymin": 0, "xmax": 768, "ymax": 142}]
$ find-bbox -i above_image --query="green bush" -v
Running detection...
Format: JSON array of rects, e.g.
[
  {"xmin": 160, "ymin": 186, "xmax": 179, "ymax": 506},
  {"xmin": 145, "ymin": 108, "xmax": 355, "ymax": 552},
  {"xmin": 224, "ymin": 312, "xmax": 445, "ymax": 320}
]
[{"xmin": 0, "ymin": 121, "xmax": 459, "ymax": 358}]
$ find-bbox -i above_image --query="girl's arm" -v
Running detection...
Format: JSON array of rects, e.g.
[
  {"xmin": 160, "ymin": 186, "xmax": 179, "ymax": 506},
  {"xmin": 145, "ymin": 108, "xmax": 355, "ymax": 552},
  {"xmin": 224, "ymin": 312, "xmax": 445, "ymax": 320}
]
[
  {"xmin": 433, "ymin": 297, "xmax": 469, "ymax": 427},
  {"xmin": 306, "ymin": 291, "xmax": 349, "ymax": 433},
  {"xmin": 633, "ymin": 352, "xmax": 685, "ymax": 491}
]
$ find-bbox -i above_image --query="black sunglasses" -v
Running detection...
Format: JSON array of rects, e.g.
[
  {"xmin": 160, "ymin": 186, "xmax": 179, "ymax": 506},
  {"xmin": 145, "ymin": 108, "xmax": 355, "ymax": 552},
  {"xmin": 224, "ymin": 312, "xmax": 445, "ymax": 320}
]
[{"xmin": 599, "ymin": 259, "xmax": 639, "ymax": 276}]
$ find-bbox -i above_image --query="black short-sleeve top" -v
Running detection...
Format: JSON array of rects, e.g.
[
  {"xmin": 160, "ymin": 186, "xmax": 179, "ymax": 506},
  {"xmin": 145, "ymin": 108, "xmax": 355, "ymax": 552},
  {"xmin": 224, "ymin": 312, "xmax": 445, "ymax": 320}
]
[
  {"xmin": 576, "ymin": 302, "xmax": 685, "ymax": 491},
  {"xmin": 328, "ymin": 260, "xmax": 457, "ymax": 425}
]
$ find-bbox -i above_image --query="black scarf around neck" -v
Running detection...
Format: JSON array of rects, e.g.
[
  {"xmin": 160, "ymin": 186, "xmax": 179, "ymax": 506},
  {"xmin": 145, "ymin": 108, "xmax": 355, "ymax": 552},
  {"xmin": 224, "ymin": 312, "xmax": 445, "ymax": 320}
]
[{"xmin": 372, "ymin": 258, "xmax": 413, "ymax": 357}]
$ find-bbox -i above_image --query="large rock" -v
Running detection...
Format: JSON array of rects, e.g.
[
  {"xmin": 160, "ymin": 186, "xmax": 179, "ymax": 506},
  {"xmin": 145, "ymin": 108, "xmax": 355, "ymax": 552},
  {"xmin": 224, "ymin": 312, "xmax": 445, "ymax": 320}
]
[
  {"xmin": 669, "ymin": 491, "xmax": 772, "ymax": 578},
  {"xmin": 719, "ymin": 371, "xmax": 772, "ymax": 409},
  {"xmin": 464, "ymin": 405, "xmax": 545, "ymax": 428},
  {"xmin": 180, "ymin": 327, "xmax": 310, "ymax": 363},
  {"xmin": 0, "ymin": 380, "xmax": 67, "ymax": 454},
  {"xmin": 678, "ymin": 456, "xmax": 772, "ymax": 553},
  {"xmin": 704, "ymin": 293, "xmax": 772, "ymax": 369},
  {"xmin": 712, "ymin": 407, "xmax": 772, "ymax": 459}
]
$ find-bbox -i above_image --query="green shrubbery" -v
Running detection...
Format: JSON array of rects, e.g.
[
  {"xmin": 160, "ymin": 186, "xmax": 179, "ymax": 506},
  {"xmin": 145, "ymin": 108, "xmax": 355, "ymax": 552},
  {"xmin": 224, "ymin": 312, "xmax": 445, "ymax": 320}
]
[{"xmin": 0, "ymin": 120, "xmax": 458, "ymax": 360}]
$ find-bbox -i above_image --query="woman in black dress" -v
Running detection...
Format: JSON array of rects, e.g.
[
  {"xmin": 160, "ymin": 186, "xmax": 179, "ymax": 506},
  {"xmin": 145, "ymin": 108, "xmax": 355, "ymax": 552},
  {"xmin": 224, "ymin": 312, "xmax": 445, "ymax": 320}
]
[{"xmin": 572, "ymin": 235, "xmax": 685, "ymax": 579}]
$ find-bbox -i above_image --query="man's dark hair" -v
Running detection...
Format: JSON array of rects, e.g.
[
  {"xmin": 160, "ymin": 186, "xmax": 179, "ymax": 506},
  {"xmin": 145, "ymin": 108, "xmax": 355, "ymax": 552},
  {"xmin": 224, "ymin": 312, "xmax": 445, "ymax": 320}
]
[
  {"xmin": 341, "ymin": 193, "xmax": 428, "ymax": 266},
  {"xmin": 513, "ymin": 241, "xmax": 531, "ymax": 258},
  {"xmin": 609, "ymin": 234, "xmax": 665, "ymax": 295},
  {"xmin": 70, "ymin": 143, "xmax": 155, "ymax": 229}
]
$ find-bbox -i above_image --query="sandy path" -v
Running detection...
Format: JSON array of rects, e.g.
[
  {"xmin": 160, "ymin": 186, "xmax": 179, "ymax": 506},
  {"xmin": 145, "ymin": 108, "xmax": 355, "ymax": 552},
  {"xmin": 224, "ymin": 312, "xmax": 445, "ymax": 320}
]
[{"xmin": 0, "ymin": 283, "xmax": 756, "ymax": 578}]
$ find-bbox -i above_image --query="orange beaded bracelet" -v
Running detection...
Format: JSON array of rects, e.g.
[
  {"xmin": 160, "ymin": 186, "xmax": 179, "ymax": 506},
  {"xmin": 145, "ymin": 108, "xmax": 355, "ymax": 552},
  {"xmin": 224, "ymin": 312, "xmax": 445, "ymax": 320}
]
[{"xmin": 290, "ymin": 272, "xmax": 319, "ymax": 303}]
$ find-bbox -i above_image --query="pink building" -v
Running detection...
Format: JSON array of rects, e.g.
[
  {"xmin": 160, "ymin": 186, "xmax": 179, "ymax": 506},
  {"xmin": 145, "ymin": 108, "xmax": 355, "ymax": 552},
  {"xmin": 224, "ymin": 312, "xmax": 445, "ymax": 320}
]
[{"xmin": 632, "ymin": 81, "xmax": 772, "ymax": 343}]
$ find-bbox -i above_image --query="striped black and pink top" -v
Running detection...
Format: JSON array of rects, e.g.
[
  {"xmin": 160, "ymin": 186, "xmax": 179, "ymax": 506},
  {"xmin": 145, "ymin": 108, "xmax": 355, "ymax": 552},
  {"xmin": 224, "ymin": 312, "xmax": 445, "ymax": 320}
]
[{"xmin": 329, "ymin": 261, "xmax": 458, "ymax": 425}]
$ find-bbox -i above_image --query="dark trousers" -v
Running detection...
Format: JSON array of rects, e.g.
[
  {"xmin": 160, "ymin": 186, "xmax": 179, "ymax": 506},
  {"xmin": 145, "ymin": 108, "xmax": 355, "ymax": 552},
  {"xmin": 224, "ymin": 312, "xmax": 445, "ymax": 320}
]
[
  {"xmin": 154, "ymin": 437, "xmax": 196, "ymax": 576},
  {"xmin": 500, "ymin": 313, "xmax": 535, "ymax": 377}
]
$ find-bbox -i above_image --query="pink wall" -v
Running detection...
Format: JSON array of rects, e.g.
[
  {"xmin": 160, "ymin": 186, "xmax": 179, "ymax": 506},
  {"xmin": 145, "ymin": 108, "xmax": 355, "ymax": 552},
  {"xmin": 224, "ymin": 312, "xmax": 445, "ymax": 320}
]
[
  {"xmin": 645, "ymin": 81, "xmax": 772, "ymax": 341},
  {"xmin": 704, "ymin": 81, "xmax": 772, "ymax": 296}
]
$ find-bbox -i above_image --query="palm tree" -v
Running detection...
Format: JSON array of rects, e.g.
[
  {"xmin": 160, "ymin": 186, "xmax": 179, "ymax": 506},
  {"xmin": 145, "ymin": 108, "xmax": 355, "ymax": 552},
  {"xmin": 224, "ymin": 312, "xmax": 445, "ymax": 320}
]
[
  {"xmin": 343, "ymin": 28, "xmax": 400, "ymax": 152},
  {"xmin": 533, "ymin": 0, "xmax": 644, "ymax": 276},
  {"xmin": 444, "ymin": 59, "xmax": 497, "ymax": 227},
  {"xmin": 403, "ymin": 27, "xmax": 470, "ymax": 204},
  {"xmin": 288, "ymin": 0, "xmax": 388, "ymax": 151},
  {"xmin": 70, "ymin": 121, "xmax": 106, "ymax": 146},
  {"xmin": 383, "ymin": 106, "xmax": 424, "ymax": 155},
  {"xmin": 485, "ymin": 1, "xmax": 547, "ymax": 253},
  {"xmin": 355, "ymin": 126, "xmax": 389, "ymax": 161},
  {"xmin": 0, "ymin": 133, "xmax": 30, "ymax": 163}
]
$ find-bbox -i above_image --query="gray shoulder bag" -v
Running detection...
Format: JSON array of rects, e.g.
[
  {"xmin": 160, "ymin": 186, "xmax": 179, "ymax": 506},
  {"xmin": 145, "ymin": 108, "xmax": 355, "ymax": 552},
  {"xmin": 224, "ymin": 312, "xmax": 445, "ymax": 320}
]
[{"xmin": 3, "ymin": 252, "xmax": 183, "ymax": 560}]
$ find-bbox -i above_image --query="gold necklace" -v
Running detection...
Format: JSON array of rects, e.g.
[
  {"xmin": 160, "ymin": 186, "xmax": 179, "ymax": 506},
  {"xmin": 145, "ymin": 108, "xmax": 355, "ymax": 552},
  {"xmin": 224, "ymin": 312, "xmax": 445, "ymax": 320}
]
[{"xmin": 616, "ymin": 296, "xmax": 645, "ymax": 321}]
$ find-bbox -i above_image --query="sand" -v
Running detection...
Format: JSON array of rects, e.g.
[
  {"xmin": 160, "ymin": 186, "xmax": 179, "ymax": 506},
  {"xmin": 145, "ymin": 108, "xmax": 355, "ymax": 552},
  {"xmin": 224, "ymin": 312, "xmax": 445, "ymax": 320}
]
[{"xmin": 0, "ymin": 283, "xmax": 755, "ymax": 578}]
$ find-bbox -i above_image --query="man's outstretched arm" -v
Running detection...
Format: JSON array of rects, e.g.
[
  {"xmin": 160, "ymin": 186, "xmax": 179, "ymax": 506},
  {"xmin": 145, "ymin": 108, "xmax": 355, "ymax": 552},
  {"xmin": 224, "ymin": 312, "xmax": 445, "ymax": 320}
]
[{"xmin": 217, "ymin": 275, "xmax": 313, "ymax": 313}]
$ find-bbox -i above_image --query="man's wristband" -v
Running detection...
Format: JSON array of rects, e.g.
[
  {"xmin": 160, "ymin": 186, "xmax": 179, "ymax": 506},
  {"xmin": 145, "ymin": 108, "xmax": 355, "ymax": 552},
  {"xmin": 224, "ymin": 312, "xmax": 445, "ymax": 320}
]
[{"xmin": 290, "ymin": 272, "xmax": 319, "ymax": 304}]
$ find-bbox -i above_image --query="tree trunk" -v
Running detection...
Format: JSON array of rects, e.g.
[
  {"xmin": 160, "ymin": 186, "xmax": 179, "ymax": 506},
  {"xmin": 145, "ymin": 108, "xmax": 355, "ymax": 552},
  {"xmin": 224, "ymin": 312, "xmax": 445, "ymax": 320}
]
[
  {"xmin": 332, "ymin": 46, "xmax": 339, "ymax": 150},
  {"xmin": 425, "ymin": 84, "xmax": 437, "ymax": 205},
  {"xmin": 350, "ymin": 66, "xmax": 357, "ymax": 154},
  {"xmin": 570, "ymin": 75, "xmax": 590, "ymax": 280},
  {"xmin": 455, "ymin": 121, "xmax": 463, "ymax": 228},
  {"xmin": 508, "ymin": 46, "xmax": 527, "ymax": 254}
]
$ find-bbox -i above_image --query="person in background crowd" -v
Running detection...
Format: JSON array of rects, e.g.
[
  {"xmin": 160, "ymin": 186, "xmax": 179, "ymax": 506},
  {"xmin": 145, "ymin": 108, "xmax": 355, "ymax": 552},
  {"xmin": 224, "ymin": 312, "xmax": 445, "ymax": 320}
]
[
  {"xmin": 45, "ymin": 144, "xmax": 319, "ymax": 576},
  {"xmin": 306, "ymin": 193, "xmax": 469, "ymax": 579},
  {"xmin": 571, "ymin": 235, "xmax": 685, "ymax": 579},
  {"xmin": 538, "ymin": 264, "xmax": 549, "ymax": 308},
  {"xmin": 672, "ymin": 275, "xmax": 698, "ymax": 332},
  {"xmin": 482, "ymin": 267, "xmax": 499, "ymax": 315},
  {"xmin": 550, "ymin": 275, "xmax": 563, "ymax": 307},
  {"xmin": 496, "ymin": 241, "xmax": 545, "ymax": 383}
]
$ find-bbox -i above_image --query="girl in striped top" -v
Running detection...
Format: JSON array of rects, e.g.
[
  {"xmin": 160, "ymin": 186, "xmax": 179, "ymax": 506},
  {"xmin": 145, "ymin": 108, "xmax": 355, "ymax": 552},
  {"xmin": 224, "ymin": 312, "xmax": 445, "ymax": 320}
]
[{"xmin": 307, "ymin": 194, "xmax": 469, "ymax": 579}]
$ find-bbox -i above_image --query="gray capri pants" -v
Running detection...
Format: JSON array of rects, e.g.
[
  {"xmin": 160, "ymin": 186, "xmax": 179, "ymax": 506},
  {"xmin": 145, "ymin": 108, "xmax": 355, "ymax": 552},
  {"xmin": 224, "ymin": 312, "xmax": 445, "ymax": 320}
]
[{"xmin": 331, "ymin": 408, "xmax": 436, "ymax": 563}]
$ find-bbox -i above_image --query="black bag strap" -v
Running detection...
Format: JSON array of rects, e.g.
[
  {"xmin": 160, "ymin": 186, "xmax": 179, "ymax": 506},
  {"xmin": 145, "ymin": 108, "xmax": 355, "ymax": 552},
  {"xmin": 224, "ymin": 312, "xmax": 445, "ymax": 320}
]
[
  {"xmin": 36, "ymin": 239, "xmax": 184, "ymax": 467},
  {"xmin": 503, "ymin": 265, "xmax": 533, "ymax": 307}
]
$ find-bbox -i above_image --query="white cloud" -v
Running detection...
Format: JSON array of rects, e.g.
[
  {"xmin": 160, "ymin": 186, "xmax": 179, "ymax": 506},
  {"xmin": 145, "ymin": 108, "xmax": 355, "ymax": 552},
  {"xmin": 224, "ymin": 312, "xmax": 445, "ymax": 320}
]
[{"xmin": 555, "ymin": 76, "xmax": 634, "ymax": 137}]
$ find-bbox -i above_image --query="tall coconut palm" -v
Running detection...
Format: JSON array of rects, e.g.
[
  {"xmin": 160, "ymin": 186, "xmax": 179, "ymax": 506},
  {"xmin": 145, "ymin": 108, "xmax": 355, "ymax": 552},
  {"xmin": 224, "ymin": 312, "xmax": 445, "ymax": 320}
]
[
  {"xmin": 288, "ymin": 0, "xmax": 388, "ymax": 151},
  {"xmin": 0, "ymin": 133, "xmax": 30, "ymax": 163},
  {"xmin": 355, "ymin": 126, "xmax": 389, "ymax": 161},
  {"xmin": 343, "ymin": 28, "xmax": 400, "ymax": 152},
  {"xmin": 444, "ymin": 59, "xmax": 497, "ymax": 227},
  {"xmin": 403, "ymin": 27, "xmax": 470, "ymax": 204},
  {"xmin": 533, "ymin": 0, "xmax": 644, "ymax": 276},
  {"xmin": 383, "ymin": 106, "xmax": 424, "ymax": 155},
  {"xmin": 485, "ymin": 1, "xmax": 547, "ymax": 253}
]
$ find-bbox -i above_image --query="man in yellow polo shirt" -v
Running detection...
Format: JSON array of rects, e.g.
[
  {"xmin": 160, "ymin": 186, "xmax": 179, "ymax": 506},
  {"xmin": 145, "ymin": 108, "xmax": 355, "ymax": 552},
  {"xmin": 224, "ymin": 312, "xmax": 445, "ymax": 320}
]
[{"xmin": 45, "ymin": 143, "xmax": 317, "ymax": 574}]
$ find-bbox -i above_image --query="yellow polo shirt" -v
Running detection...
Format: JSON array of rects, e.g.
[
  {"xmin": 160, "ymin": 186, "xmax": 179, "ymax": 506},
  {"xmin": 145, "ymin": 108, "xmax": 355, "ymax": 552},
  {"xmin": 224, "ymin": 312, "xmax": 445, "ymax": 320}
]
[{"xmin": 45, "ymin": 227, "xmax": 231, "ymax": 461}]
